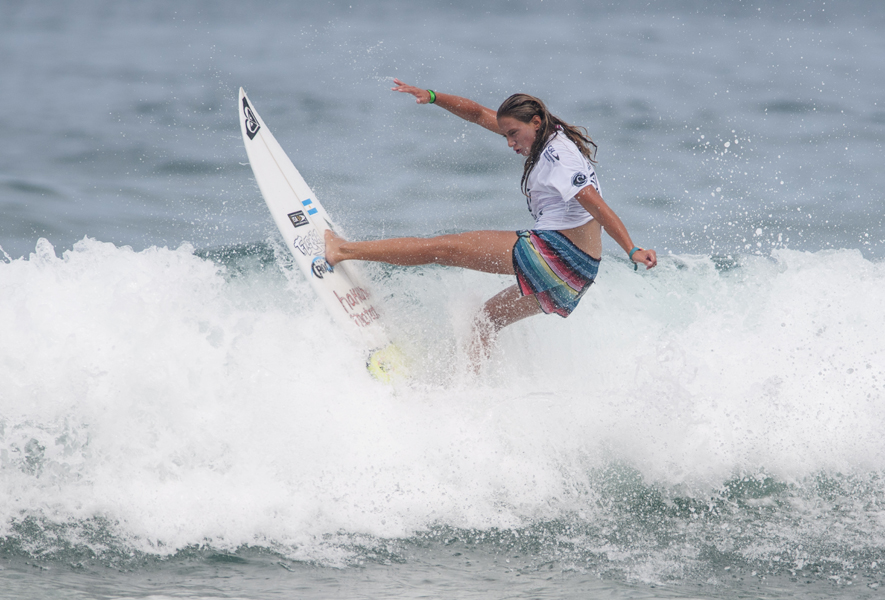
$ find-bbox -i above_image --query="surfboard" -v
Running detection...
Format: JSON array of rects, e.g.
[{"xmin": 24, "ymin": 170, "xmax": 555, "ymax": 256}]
[{"xmin": 237, "ymin": 88, "xmax": 404, "ymax": 382}]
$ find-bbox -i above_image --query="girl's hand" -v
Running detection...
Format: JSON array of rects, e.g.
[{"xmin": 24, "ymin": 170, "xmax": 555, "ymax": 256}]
[
  {"xmin": 632, "ymin": 248, "xmax": 658, "ymax": 270},
  {"xmin": 391, "ymin": 78, "xmax": 433, "ymax": 104}
]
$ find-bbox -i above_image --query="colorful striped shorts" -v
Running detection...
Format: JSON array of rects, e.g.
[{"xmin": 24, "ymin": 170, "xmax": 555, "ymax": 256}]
[{"xmin": 511, "ymin": 229, "xmax": 601, "ymax": 318}]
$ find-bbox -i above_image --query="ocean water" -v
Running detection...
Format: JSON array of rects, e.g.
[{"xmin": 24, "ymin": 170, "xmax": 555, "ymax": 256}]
[{"xmin": 2, "ymin": 1, "xmax": 885, "ymax": 598}]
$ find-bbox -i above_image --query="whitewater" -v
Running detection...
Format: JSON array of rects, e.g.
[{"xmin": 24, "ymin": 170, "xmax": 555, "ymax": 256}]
[{"xmin": 3, "ymin": 235, "xmax": 885, "ymax": 594}]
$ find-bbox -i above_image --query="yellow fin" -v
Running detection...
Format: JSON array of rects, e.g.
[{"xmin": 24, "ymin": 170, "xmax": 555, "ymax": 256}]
[{"xmin": 366, "ymin": 343, "xmax": 409, "ymax": 383}]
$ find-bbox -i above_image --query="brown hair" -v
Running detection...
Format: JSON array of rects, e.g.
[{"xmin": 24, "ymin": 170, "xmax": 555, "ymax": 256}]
[{"xmin": 496, "ymin": 94, "xmax": 597, "ymax": 196}]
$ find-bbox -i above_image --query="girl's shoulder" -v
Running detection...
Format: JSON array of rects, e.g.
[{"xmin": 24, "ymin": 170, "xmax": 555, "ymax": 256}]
[{"xmin": 542, "ymin": 131, "xmax": 586, "ymax": 165}]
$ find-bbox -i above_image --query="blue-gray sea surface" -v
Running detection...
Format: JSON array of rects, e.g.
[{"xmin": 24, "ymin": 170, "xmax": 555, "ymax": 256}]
[{"xmin": 2, "ymin": 1, "xmax": 884, "ymax": 598}]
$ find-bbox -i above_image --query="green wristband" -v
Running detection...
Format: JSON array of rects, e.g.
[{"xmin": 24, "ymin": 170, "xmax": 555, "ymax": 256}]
[{"xmin": 427, "ymin": 89, "xmax": 436, "ymax": 104}]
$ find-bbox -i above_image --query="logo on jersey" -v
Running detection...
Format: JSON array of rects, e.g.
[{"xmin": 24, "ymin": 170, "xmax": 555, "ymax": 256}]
[
  {"xmin": 287, "ymin": 211, "xmax": 309, "ymax": 228},
  {"xmin": 543, "ymin": 145, "xmax": 560, "ymax": 163},
  {"xmin": 311, "ymin": 257, "xmax": 333, "ymax": 279},
  {"xmin": 571, "ymin": 171, "xmax": 588, "ymax": 187},
  {"xmin": 242, "ymin": 98, "xmax": 260, "ymax": 140}
]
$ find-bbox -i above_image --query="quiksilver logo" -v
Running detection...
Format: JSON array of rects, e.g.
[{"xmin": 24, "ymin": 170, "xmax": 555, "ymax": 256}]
[
  {"xmin": 242, "ymin": 98, "xmax": 260, "ymax": 140},
  {"xmin": 543, "ymin": 145, "xmax": 560, "ymax": 162},
  {"xmin": 288, "ymin": 211, "xmax": 309, "ymax": 228}
]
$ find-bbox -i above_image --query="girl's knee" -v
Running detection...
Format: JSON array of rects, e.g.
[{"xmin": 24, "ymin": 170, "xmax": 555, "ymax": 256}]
[{"xmin": 476, "ymin": 303, "xmax": 508, "ymax": 333}]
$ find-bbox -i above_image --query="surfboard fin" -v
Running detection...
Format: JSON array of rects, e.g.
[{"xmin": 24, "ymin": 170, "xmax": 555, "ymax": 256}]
[{"xmin": 366, "ymin": 343, "xmax": 408, "ymax": 384}]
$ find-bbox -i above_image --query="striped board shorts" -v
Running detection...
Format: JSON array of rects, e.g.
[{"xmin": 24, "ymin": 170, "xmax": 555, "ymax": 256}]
[{"xmin": 511, "ymin": 229, "xmax": 601, "ymax": 318}]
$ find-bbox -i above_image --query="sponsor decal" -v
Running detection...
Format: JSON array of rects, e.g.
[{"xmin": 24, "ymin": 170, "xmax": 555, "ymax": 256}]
[
  {"xmin": 333, "ymin": 286, "xmax": 380, "ymax": 327},
  {"xmin": 242, "ymin": 98, "xmax": 260, "ymax": 140},
  {"xmin": 543, "ymin": 145, "xmax": 560, "ymax": 162},
  {"xmin": 287, "ymin": 210, "xmax": 309, "ymax": 228},
  {"xmin": 349, "ymin": 305, "xmax": 381, "ymax": 327},
  {"xmin": 571, "ymin": 171, "xmax": 588, "ymax": 187},
  {"xmin": 293, "ymin": 229, "xmax": 324, "ymax": 256},
  {"xmin": 301, "ymin": 198, "xmax": 319, "ymax": 216},
  {"xmin": 311, "ymin": 257, "xmax": 333, "ymax": 278}
]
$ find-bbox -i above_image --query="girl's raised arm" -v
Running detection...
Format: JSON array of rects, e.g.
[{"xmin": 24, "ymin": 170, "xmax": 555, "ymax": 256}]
[{"xmin": 391, "ymin": 78, "xmax": 502, "ymax": 135}]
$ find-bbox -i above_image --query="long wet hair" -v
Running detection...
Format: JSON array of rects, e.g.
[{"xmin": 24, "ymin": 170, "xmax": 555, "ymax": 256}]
[{"xmin": 496, "ymin": 94, "xmax": 597, "ymax": 196}]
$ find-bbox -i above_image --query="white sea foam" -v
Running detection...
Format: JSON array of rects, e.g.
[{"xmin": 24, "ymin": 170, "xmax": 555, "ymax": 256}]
[{"xmin": 1, "ymin": 238, "xmax": 884, "ymax": 563}]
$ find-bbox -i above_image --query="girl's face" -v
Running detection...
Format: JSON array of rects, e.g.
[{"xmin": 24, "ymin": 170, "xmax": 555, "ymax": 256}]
[{"xmin": 498, "ymin": 115, "xmax": 541, "ymax": 156}]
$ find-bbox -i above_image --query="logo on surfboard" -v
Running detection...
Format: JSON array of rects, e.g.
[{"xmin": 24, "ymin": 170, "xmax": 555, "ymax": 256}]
[
  {"xmin": 287, "ymin": 210, "xmax": 309, "ymax": 228},
  {"xmin": 293, "ymin": 230, "xmax": 324, "ymax": 256},
  {"xmin": 242, "ymin": 98, "xmax": 261, "ymax": 139},
  {"xmin": 311, "ymin": 257, "xmax": 334, "ymax": 279}
]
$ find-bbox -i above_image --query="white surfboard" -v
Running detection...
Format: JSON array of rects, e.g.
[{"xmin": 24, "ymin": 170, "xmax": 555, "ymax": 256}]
[{"xmin": 238, "ymin": 88, "xmax": 404, "ymax": 381}]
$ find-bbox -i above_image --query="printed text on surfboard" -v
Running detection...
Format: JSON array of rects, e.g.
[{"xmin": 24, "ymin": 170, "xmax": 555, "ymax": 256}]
[{"xmin": 334, "ymin": 287, "xmax": 380, "ymax": 328}]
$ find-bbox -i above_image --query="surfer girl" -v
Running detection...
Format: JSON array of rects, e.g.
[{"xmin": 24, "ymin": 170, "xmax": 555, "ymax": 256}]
[{"xmin": 325, "ymin": 78, "xmax": 657, "ymax": 360}]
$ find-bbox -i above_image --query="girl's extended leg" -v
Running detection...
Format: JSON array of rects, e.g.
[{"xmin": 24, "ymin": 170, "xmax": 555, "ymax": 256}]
[
  {"xmin": 325, "ymin": 230, "xmax": 544, "ymax": 368},
  {"xmin": 325, "ymin": 230, "xmax": 519, "ymax": 275}
]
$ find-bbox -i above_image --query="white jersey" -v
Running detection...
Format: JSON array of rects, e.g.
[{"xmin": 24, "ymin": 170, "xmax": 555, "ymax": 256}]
[{"xmin": 525, "ymin": 131, "xmax": 600, "ymax": 230}]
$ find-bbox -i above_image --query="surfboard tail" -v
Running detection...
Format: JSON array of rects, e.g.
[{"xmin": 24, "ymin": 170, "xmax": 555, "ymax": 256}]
[{"xmin": 366, "ymin": 343, "xmax": 409, "ymax": 384}]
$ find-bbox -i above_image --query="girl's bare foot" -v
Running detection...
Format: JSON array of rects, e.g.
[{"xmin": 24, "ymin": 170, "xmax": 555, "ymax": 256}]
[{"xmin": 324, "ymin": 230, "xmax": 347, "ymax": 266}]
